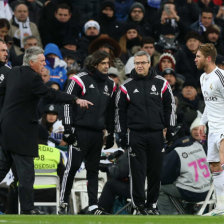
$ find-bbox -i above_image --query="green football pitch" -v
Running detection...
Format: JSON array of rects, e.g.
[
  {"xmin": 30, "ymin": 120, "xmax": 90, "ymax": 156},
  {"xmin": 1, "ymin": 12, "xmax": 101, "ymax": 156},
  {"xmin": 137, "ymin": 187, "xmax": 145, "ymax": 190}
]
[{"xmin": 0, "ymin": 215, "xmax": 224, "ymax": 224}]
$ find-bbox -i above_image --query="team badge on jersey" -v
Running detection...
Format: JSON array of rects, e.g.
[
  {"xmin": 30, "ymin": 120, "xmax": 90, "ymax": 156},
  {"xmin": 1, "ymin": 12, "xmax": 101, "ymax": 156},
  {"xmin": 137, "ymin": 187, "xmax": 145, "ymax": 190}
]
[
  {"xmin": 150, "ymin": 85, "xmax": 158, "ymax": 95},
  {"xmin": 103, "ymin": 85, "xmax": 110, "ymax": 96}
]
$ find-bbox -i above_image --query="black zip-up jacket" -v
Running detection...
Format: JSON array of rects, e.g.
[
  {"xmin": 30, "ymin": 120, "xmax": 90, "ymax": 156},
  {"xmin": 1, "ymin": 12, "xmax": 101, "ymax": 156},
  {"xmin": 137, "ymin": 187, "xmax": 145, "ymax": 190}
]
[
  {"xmin": 115, "ymin": 69, "xmax": 176, "ymax": 134},
  {"xmin": 63, "ymin": 69, "xmax": 116, "ymax": 133}
]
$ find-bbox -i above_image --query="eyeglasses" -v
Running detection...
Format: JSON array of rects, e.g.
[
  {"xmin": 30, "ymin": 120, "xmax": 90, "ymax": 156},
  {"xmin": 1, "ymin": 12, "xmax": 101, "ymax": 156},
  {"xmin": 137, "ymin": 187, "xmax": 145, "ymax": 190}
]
[{"xmin": 134, "ymin": 61, "xmax": 149, "ymax": 66}]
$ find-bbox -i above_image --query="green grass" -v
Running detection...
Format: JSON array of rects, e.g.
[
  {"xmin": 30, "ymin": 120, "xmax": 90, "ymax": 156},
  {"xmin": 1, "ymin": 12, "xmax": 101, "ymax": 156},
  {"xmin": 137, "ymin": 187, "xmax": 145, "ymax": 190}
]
[{"xmin": 0, "ymin": 215, "xmax": 224, "ymax": 224}]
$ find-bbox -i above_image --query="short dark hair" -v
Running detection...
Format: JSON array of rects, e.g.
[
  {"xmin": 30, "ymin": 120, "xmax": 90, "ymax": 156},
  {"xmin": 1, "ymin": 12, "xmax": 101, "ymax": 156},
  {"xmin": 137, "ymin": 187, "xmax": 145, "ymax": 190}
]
[
  {"xmin": 141, "ymin": 36, "xmax": 155, "ymax": 47},
  {"xmin": 23, "ymin": 35, "xmax": 38, "ymax": 45},
  {"xmin": 85, "ymin": 50, "xmax": 110, "ymax": 71},
  {"xmin": 90, "ymin": 50, "xmax": 110, "ymax": 66},
  {"xmin": 0, "ymin": 18, "xmax": 10, "ymax": 30},
  {"xmin": 55, "ymin": 3, "xmax": 71, "ymax": 14},
  {"xmin": 14, "ymin": 3, "xmax": 28, "ymax": 12},
  {"xmin": 201, "ymin": 7, "xmax": 213, "ymax": 15}
]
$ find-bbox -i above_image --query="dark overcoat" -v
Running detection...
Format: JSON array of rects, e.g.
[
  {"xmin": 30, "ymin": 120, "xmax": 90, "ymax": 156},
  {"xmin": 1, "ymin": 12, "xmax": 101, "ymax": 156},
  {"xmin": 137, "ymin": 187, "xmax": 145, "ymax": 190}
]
[{"xmin": 0, "ymin": 66, "xmax": 74, "ymax": 157}]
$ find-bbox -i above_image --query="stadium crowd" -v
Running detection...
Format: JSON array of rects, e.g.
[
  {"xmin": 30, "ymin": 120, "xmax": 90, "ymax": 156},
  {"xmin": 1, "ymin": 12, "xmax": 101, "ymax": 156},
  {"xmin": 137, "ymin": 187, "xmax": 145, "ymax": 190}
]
[{"xmin": 0, "ymin": 0, "xmax": 224, "ymax": 216}]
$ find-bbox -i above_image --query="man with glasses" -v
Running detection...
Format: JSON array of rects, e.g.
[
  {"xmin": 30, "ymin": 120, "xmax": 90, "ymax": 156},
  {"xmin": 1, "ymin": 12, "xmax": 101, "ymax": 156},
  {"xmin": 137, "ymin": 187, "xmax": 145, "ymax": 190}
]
[
  {"xmin": 116, "ymin": 51, "xmax": 176, "ymax": 215},
  {"xmin": 59, "ymin": 50, "xmax": 116, "ymax": 214},
  {"xmin": 126, "ymin": 2, "xmax": 153, "ymax": 37}
]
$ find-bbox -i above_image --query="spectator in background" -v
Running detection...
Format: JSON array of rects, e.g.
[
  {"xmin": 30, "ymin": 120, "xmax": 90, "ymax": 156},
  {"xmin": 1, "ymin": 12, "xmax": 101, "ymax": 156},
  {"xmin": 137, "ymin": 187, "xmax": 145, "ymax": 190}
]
[
  {"xmin": 0, "ymin": 19, "xmax": 10, "ymax": 41},
  {"xmin": 44, "ymin": 43, "xmax": 67, "ymax": 90},
  {"xmin": 141, "ymin": 36, "xmax": 161, "ymax": 68},
  {"xmin": 10, "ymin": 35, "xmax": 39, "ymax": 66},
  {"xmin": 10, "ymin": 0, "xmax": 43, "ymax": 26},
  {"xmin": 205, "ymin": 24, "xmax": 224, "ymax": 56},
  {"xmin": 60, "ymin": 37, "xmax": 80, "ymax": 64},
  {"xmin": 108, "ymin": 66, "xmax": 120, "ymax": 86},
  {"xmin": 63, "ymin": 55, "xmax": 80, "ymax": 73},
  {"xmin": 162, "ymin": 68, "xmax": 182, "ymax": 100},
  {"xmin": 77, "ymin": 20, "xmax": 101, "ymax": 66},
  {"xmin": 190, "ymin": 7, "xmax": 217, "ymax": 36},
  {"xmin": 157, "ymin": 116, "xmax": 211, "ymax": 215},
  {"xmin": 215, "ymin": 54, "xmax": 224, "ymax": 69},
  {"xmin": 126, "ymin": 2, "xmax": 153, "ymax": 37},
  {"xmin": 155, "ymin": 23, "xmax": 180, "ymax": 54},
  {"xmin": 39, "ymin": 104, "xmax": 66, "ymax": 148},
  {"xmin": 155, "ymin": 52, "xmax": 177, "ymax": 76},
  {"xmin": 154, "ymin": 0, "xmax": 187, "ymax": 44},
  {"xmin": 9, "ymin": 3, "xmax": 42, "ymax": 57},
  {"xmin": 88, "ymin": 34, "xmax": 124, "ymax": 81},
  {"xmin": 39, "ymin": 3, "xmax": 80, "ymax": 48},
  {"xmin": 175, "ymin": 31, "xmax": 204, "ymax": 87},
  {"xmin": 119, "ymin": 23, "xmax": 142, "ymax": 64},
  {"xmin": 176, "ymin": 81, "xmax": 205, "ymax": 136},
  {"xmin": 97, "ymin": 0, "xmax": 124, "ymax": 41}
]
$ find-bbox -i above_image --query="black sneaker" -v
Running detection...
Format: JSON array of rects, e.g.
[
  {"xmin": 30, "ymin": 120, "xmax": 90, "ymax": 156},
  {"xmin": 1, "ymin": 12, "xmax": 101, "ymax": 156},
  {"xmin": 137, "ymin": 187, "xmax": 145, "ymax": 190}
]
[
  {"xmin": 58, "ymin": 202, "xmax": 68, "ymax": 215},
  {"xmin": 21, "ymin": 208, "xmax": 45, "ymax": 215},
  {"xmin": 87, "ymin": 208, "xmax": 109, "ymax": 215},
  {"xmin": 147, "ymin": 205, "xmax": 160, "ymax": 215},
  {"xmin": 136, "ymin": 205, "xmax": 151, "ymax": 215}
]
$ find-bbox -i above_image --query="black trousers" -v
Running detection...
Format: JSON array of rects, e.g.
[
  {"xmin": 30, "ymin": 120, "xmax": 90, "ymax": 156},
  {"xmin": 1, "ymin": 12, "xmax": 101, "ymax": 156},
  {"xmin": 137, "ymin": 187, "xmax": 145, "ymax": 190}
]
[
  {"xmin": 98, "ymin": 179, "xmax": 130, "ymax": 213},
  {"xmin": 0, "ymin": 146, "xmax": 34, "ymax": 211},
  {"xmin": 129, "ymin": 130, "xmax": 164, "ymax": 207},
  {"xmin": 60, "ymin": 127, "xmax": 103, "ymax": 206}
]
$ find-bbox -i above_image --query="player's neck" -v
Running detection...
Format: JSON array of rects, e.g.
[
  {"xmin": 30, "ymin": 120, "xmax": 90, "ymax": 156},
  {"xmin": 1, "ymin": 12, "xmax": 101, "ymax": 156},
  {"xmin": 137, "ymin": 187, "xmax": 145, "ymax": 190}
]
[{"xmin": 204, "ymin": 63, "xmax": 216, "ymax": 74}]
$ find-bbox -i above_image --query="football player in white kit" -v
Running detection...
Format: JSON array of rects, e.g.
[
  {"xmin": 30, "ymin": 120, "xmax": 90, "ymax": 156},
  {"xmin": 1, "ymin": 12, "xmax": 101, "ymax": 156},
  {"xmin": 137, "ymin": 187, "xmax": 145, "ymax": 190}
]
[{"xmin": 195, "ymin": 43, "xmax": 224, "ymax": 216}]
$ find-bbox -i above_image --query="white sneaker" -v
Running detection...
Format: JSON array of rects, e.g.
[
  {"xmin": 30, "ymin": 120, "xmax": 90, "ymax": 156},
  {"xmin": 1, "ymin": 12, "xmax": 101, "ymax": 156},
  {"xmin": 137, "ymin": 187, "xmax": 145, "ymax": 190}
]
[{"xmin": 203, "ymin": 208, "xmax": 224, "ymax": 216}]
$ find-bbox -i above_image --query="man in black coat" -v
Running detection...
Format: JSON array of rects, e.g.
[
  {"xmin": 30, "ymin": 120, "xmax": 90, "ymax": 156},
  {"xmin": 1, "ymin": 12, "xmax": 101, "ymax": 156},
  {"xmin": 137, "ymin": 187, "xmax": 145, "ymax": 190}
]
[
  {"xmin": 0, "ymin": 39, "xmax": 11, "ymax": 145},
  {"xmin": 0, "ymin": 46, "xmax": 92, "ymax": 214},
  {"xmin": 0, "ymin": 39, "xmax": 10, "ymax": 109}
]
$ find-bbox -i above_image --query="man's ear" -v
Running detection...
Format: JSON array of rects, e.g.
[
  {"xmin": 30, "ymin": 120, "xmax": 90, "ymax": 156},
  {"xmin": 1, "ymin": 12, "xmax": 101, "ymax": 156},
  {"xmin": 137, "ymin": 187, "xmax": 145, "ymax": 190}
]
[{"xmin": 207, "ymin": 56, "xmax": 212, "ymax": 62}]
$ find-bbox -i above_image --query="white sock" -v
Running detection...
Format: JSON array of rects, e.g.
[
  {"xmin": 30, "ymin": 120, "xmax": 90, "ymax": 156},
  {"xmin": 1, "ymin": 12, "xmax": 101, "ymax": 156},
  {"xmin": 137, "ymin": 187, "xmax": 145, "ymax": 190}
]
[
  {"xmin": 213, "ymin": 170, "xmax": 224, "ymax": 210},
  {"xmin": 88, "ymin": 205, "xmax": 98, "ymax": 211}
]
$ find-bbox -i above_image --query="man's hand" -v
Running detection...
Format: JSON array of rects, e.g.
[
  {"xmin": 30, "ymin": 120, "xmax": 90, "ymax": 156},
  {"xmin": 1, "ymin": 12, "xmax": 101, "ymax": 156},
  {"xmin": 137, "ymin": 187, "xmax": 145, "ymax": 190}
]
[
  {"xmin": 198, "ymin": 125, "xmax": 206, "ymax": 141},
  {"xmin": 104, "ymin": 133, "xmax": 114, "ymax": 149},
  {"xmin": 75, "ymin": 98, "xmax": 94, "ymax": 109}
]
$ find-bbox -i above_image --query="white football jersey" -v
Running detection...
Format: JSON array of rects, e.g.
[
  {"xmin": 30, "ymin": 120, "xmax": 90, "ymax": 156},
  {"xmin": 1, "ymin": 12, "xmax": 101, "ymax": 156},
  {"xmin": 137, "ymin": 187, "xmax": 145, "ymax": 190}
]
[{"xmin": 200, "ymin": 67, "xmax": 224, "ymax": 133}]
